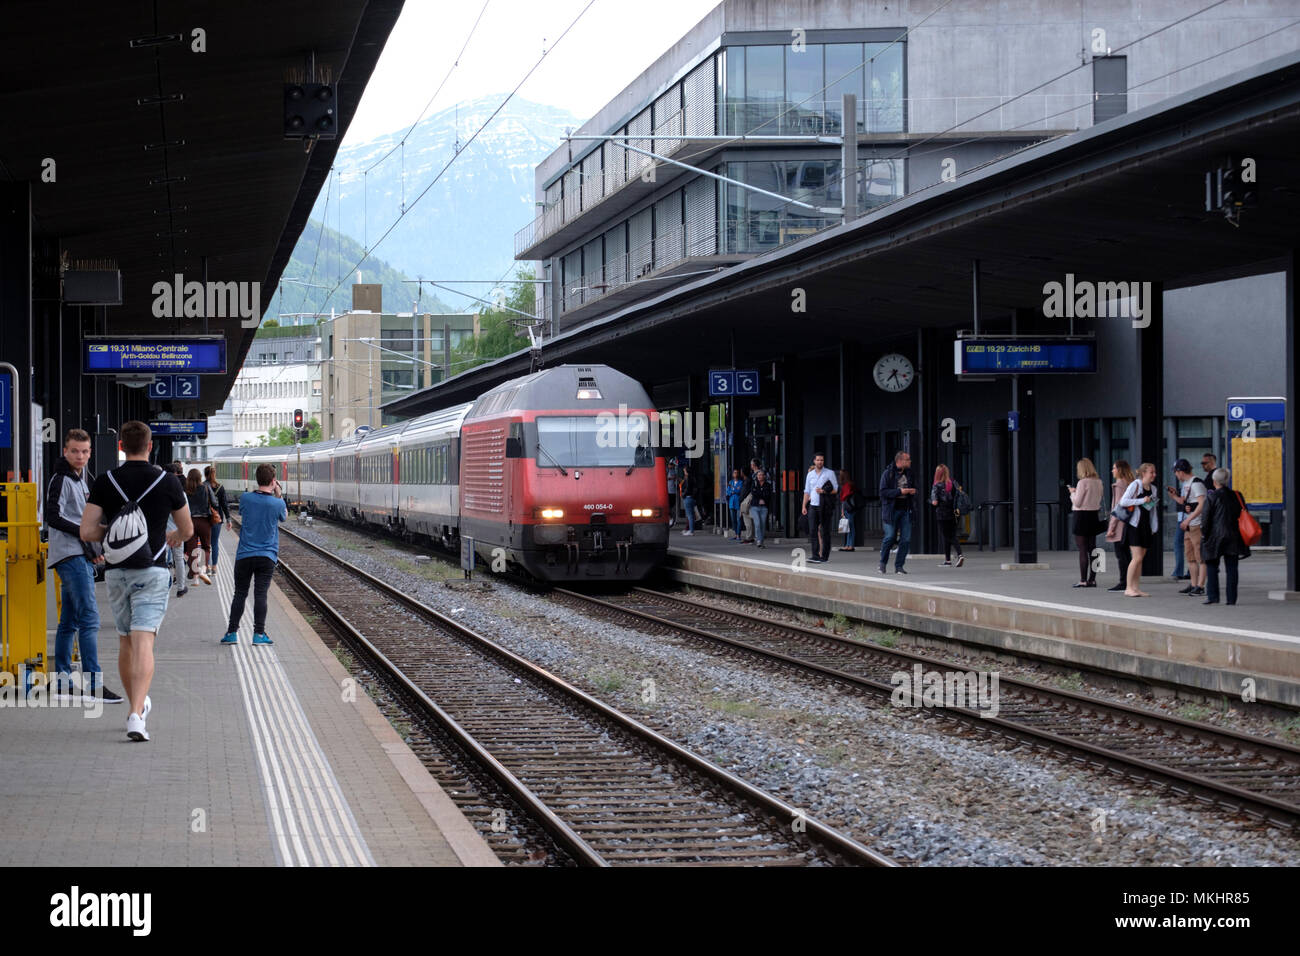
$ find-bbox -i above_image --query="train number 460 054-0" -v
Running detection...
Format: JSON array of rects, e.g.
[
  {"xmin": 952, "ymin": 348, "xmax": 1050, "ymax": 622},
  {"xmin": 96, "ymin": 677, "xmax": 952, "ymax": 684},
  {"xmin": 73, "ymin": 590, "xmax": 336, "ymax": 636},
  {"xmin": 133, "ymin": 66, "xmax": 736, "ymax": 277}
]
[{"xmin": 583, "ymin": 503, "xmax": 614, "ymax": 510}]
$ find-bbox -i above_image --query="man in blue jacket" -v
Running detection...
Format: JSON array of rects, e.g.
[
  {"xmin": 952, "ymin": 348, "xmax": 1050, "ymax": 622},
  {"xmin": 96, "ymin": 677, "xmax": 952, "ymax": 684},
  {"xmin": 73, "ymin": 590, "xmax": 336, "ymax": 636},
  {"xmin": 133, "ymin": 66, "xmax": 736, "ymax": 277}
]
[
  {"xmin": 221, "ymin": 464, "xmax": 288, "ymax": 646},
  {"xmin": 878, "ymin": 450, "xmax": 917, "ymax": 574},
  {"xmin": 45, "ymin": 429, "xmax": 121, "ymax": 703}
]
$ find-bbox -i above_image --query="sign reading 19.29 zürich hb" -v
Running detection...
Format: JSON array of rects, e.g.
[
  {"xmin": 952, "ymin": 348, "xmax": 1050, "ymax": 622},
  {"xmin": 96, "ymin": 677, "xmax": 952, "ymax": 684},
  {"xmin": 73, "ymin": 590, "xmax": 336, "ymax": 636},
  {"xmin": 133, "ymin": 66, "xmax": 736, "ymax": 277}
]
[
  {"xmin": 955, "ymin": 337, "xmax": 1097, "ymax": 375},
  {"xmin": 83, "ymin": 336, "xmax": 227, "ymax": 374}
]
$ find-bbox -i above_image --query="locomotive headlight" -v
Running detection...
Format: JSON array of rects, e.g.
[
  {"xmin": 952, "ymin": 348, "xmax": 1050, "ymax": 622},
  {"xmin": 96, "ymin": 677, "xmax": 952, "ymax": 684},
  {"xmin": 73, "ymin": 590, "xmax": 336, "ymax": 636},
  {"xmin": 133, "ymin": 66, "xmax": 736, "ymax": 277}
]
[
  {"xmin": 631, "ymin": 507, "xmax": 660, "ymax": 518},
  {"xmin": 631, "ymin": 508, "xmax": 644, "ymax": 517},
  {"xmin": 538, "ymin": 508, "xmax": 564, "ymax": 519}
]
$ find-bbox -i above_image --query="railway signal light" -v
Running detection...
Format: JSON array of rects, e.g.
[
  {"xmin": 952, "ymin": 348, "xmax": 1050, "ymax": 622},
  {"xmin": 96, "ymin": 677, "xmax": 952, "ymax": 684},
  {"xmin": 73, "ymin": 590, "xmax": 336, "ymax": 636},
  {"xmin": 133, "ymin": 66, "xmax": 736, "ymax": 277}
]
[
  {"xmin": 293, "ymin": 408, "xmax": 304, "ymax": 429},
  {"xmin": 283, "ymin": 83, "xmax": 337, "ymax": 139},
  {"xmin": 1205, "ymin": 156, "xmax": 1258, "ymax": 225}
]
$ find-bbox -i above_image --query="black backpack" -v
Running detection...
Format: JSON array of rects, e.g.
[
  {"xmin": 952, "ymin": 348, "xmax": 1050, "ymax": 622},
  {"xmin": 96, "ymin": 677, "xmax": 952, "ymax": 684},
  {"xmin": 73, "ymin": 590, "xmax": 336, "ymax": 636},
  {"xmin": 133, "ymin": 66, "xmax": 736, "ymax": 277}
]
[{"xmin": 101, "ymin": 468, "xmax": 169, "ymax": 566}]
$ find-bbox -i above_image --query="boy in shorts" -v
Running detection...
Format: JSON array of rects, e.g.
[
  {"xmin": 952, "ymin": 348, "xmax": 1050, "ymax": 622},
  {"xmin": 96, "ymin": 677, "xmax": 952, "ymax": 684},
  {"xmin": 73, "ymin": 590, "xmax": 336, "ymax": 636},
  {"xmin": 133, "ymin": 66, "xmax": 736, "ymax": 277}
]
[{"xmin": 81, "ymin": 422, "xmax": 191, "ymax": 742}]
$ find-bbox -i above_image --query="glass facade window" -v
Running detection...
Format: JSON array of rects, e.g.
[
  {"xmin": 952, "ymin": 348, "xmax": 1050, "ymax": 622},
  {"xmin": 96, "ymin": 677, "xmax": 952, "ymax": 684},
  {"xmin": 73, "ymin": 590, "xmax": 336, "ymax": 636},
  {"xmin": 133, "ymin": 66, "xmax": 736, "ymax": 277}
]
[
  {"xmin": 653, "ymin": 193, "xmax": 683, "ymax": 269},
  {"xmin": 825, "ymin": 43, "xmax": 865, "ymax": 133},
  {"xmin": 603, "ymin": 222, "xmax": 627, "ymax": 287},
  {"xmin": 785, "ymin": 44, "xmax": 824, "ymax": 133},
  {"xmin": 865, "ymin": 42, "xmax": 904, "ymax": 132},
  {"xmin": 724, "ymin": 46, "xmax": 745, "ymax": 134},
  {"xmin": 720, "ymin": 40, "xmax": 903, "ymax": 135},
  {"xmin": 744, "ymin": 45, "xmax": 784, "ymax": 133},
  {"xmin": 719, "ymin": 158, "xmax": 904, "ymax": 253}
]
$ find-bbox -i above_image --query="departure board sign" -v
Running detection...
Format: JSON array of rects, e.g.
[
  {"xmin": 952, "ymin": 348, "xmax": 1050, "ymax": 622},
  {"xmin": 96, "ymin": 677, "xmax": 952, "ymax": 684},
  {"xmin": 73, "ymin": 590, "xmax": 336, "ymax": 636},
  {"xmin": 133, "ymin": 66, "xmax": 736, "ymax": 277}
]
[
  {"xmin": 83, "ymin": 337, "xmax": 226, "ymax": 374},
  {"xmin": 955, "ymin": 338, "xmax": 1097, "ymax": 374},
  {"xmin": 147, "ymin": 419, "xmax": 208, "ymax": 437}
]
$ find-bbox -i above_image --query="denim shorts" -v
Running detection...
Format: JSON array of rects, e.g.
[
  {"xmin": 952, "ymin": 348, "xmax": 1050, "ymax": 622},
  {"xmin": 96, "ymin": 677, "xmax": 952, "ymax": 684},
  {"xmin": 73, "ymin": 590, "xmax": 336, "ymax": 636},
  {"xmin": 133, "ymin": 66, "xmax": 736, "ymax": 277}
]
[{"xmin": 105, "ymin": 566, "xmax": 172, "ymax": 635}]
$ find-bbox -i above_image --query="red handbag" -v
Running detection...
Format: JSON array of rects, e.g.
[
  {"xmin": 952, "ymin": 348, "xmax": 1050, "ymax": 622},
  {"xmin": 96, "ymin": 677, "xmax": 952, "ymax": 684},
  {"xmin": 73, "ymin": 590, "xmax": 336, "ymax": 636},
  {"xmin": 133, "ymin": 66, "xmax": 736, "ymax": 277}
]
[{"xmin": 1235, "ymin": 491, "xmax": 1262, "ymax": 546}]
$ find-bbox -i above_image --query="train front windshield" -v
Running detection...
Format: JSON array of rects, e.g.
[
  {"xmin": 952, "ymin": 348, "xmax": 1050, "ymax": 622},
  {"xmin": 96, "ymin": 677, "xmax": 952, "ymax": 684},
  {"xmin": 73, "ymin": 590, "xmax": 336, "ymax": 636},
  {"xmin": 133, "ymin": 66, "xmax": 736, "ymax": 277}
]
[{"xmin": 534, "ymin": 415, "xmax": 654, "ymax": 468}]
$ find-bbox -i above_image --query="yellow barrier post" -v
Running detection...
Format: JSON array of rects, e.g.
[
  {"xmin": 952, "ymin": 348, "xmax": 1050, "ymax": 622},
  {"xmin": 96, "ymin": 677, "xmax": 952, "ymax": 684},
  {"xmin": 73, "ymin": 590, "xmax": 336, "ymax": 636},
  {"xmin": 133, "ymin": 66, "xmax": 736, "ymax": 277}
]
[{"xmin": 0, "ymin": 483, "xmax": 49, "ymax": 689}]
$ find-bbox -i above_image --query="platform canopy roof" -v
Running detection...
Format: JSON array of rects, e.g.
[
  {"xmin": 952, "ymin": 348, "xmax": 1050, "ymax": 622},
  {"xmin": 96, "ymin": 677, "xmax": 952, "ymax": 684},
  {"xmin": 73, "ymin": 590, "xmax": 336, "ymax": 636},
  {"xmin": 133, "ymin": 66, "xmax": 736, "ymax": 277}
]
[
  {"xmin": 1, "ymin": 0, "xmax": 404, "ymax": 410},
  {"xmin": 386, "ymin": 49, "xmax": 1300, "ymax": 416}
]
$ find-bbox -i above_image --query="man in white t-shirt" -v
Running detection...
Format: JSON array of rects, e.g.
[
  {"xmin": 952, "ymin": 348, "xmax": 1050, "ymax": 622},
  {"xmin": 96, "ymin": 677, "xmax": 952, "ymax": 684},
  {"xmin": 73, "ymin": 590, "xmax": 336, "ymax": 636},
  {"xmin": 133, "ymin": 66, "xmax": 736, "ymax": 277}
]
[
  {"xmin": 801, "ymin": 453, "xmax": 838, "ymax": 563},
  {"xmin": 1174, "ymin": 459, "xmax": 1207, "ymax": 596}
]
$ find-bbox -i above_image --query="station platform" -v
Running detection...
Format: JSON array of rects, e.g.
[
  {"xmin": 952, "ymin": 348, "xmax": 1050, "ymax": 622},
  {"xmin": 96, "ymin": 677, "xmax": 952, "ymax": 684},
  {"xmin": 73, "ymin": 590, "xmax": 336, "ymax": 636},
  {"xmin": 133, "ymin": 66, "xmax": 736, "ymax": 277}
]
[
  {"xmin": 667, "ymin": 531, "xmax": 1300, "ymax": 708},
  {"xmin": 3, "ymin": 531, "xmax": 498, "ymax": 868}
]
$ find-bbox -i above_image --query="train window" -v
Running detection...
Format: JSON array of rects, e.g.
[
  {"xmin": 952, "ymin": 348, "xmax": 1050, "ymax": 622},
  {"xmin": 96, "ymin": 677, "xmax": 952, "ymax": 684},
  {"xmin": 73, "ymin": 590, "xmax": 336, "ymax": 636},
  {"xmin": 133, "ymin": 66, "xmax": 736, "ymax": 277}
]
[{"xmin": 535, "ymin": 415, "xmax": 650, "ymax": 467}]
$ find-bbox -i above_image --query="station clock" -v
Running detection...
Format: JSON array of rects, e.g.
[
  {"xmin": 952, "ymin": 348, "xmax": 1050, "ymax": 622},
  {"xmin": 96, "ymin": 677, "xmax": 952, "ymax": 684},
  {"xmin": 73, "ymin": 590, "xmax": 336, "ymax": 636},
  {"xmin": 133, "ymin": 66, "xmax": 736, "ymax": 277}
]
[{"xmin": 873, "ymin": 353, "xmax": 914, "ymax": 392}]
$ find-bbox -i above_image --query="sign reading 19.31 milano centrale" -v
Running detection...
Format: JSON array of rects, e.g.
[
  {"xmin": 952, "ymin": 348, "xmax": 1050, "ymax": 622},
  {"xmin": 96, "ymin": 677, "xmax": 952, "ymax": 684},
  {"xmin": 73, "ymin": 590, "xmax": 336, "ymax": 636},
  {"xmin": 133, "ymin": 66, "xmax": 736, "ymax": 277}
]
[{"xmin": 82, "ymin": 336, "xmax": 227, "ymax": 374}]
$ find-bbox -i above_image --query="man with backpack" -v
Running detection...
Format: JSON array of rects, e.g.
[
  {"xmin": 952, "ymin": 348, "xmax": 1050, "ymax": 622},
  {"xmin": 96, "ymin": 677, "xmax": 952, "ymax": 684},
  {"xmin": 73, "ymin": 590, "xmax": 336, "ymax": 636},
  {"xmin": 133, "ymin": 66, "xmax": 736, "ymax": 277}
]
[
  {"xmin": 80, "ymin": 421, "xmax": 191, "ymax": 742},
  {"xmin": 1172, "ymin": 459, "xmax": 1208, "ymax": 597}
]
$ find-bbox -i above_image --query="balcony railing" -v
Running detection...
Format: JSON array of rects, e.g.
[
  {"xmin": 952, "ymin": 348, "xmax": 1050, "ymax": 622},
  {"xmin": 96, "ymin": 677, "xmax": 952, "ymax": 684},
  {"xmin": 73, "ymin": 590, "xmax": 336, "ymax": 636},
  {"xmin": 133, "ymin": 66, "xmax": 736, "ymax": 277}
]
[
  {"xmin": 557, "ymin": 215, "xmax": 839, "ymax": 317},
  {"xmin": 518, "ymin": 90, "xmax": 1159, "ymax": 259}
]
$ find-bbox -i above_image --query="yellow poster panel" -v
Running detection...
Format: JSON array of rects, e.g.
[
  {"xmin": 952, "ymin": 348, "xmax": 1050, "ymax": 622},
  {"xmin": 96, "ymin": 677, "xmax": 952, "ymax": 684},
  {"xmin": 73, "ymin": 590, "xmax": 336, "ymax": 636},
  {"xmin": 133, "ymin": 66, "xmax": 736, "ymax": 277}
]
[{"xmin": 1230, "ymin": 436, "xmax": 1283, "ymax": 505}]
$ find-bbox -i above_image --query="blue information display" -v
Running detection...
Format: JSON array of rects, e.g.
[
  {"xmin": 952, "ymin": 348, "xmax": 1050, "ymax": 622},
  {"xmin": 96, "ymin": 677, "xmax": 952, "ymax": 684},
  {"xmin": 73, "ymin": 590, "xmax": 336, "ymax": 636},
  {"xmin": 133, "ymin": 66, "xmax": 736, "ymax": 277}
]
[
  {"xmin": 1228, "ymin": 400, "xmax": 1284, "ymax": 424},
  {"xmin": 956, "ymin": 338, "xmax": 1097, "ymax": 374},
  {"xmin": 147, "ymin": 419, "xmax": 208, "ymax": 437},
  {"xmin": 709, "ymin": 370, "xmax": 736, "ymax": 396},
  {"xmin": 709, "ymin": 369, "xmax": 759, "ymax": 397},
  {"xmin": 0, "ymin": 371, "xmax": 10, "ymax": 449},
  {"xmin": 147, "ymin": 374, "xmax": 202, "ymax": 400},
  {"xmin": 84, "ymin": 337, "xmax": 226, "ymax": 374}
]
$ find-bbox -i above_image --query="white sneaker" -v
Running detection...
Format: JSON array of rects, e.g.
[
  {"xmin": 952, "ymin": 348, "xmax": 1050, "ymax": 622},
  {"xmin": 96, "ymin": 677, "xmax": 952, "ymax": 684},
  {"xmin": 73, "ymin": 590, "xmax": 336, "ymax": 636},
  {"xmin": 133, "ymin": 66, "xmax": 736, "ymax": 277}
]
[
  {"xmin": 126, "ymin": 712, "xmax": 149, "ymax": 742},
  {"xmin": 682, "ymin": 530, "xmax": 694, "ymax": 536}
]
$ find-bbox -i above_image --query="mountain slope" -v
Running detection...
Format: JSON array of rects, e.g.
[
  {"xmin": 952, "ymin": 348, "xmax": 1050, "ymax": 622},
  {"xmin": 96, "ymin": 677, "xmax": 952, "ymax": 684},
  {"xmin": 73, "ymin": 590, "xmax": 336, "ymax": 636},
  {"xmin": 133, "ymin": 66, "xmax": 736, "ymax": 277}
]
[
  {"xmin": 272, "ymin": 219, "xmax": 450, "ymax": 322},
  {"xmin": 305, "ymin": 95, "xmax": 581, "ymax": 297}
]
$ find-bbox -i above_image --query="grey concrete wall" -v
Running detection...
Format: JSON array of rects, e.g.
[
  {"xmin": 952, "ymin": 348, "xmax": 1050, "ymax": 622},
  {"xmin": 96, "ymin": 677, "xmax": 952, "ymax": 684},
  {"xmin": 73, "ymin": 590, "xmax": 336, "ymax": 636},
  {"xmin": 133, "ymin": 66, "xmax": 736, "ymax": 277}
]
[
  {"xmin": 534, "ymin": 0, "xmax": 1300, "ymax": 197},
  {"xmin": 1164, "ymin": 273, "xmax": 1286, "ymax": 415}
]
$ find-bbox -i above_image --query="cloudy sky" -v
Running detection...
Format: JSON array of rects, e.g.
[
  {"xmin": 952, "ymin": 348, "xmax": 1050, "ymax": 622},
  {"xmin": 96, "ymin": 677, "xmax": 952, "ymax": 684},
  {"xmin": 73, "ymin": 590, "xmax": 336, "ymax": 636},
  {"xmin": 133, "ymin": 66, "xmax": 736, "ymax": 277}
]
[{"xmin": 347, "ymin": 0, "xmax": 721, "ymax": 142}]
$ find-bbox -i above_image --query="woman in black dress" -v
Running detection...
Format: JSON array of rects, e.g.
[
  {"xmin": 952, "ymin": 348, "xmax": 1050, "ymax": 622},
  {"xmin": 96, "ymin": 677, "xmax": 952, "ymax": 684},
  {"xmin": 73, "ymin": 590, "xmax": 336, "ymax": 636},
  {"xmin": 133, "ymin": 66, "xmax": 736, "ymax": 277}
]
[{"xmin": 1118, "ymin": 461, "xmax": 1160, "ymax": 597}]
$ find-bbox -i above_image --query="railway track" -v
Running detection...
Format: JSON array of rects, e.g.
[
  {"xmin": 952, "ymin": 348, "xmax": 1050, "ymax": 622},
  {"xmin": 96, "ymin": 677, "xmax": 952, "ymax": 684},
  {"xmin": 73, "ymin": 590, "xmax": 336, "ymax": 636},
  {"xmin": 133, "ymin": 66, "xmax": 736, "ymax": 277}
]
[
  {"xmin": 550, "ymin": 586, "xmax": 1300, "ymax": 830},
  {"xmin": 271, "ymin": 524, "xmax": 895, "ymax": 867}
]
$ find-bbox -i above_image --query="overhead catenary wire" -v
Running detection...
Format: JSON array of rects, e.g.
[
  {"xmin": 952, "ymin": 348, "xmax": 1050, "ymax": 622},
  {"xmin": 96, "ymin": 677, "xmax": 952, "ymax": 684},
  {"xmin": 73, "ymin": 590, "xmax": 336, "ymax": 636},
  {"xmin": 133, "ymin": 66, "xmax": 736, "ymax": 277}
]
[
  {"xmin": 886, "ymin": 15, "xmax": 1300, "ymax": 177},
  {"xmin": 363, "ymin": 0, "xmax": 492, "ymax": 176},
  {"xmin": 308, "ymin": 0, "xmax": 601, "ymax": 325},
  {"xmin": 584, "ymin": 0, "xmax": 1252, "ymax": 247},
  {"xmin": 759, "ymin": 0, "xmax": 1250, "ymax": 225}
]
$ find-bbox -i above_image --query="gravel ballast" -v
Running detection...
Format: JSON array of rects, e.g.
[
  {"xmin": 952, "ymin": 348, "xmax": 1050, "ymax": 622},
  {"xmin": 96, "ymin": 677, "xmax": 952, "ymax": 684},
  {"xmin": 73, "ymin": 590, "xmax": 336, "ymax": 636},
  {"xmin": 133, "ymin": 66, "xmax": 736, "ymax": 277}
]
[{"xmin": 283, "ymin": 518, "xmax": 1300, "ymax": 866}]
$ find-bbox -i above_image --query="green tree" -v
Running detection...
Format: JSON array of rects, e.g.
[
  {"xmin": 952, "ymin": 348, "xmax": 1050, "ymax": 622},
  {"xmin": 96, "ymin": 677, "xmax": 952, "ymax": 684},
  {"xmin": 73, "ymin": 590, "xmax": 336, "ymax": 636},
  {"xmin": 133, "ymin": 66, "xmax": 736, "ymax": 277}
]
[
  {"xmin": 258, "ymin": 418, "xmax": 322, "ymax": 446},
  {"xmin": 446, "ymin": 269, "xmax": 538, "ymax": 377}
]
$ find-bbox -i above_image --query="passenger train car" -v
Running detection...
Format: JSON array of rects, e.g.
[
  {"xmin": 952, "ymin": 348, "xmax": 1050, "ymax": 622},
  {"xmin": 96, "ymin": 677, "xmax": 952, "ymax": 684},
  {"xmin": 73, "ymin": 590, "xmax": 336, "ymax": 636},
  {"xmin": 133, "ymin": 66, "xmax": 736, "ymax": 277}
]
[{"xmin": 213, "ymin": 365, "xmax": 669, "ymax": 582}]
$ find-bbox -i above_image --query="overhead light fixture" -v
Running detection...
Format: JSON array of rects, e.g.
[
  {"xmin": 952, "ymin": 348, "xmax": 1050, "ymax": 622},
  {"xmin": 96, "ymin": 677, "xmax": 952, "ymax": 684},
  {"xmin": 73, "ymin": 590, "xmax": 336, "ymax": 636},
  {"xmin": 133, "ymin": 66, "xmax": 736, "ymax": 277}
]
[
  {"xmin": 148, "ymin": 175, "xmax": 187, "ymax": 186},
  {"xmin": 143, "ymin": 140, "xmax": 186, "ymax": 151},
  {"xmin": 129, "ymin": 33, "xmax": 184, "ymax": 48},
  {"xmin": 155, "ymin": 230, "xmax": 188, "ymax": 238},
  {"xmin": 137, "ymin": 93, "xmax": 184, "ymax": 106}
]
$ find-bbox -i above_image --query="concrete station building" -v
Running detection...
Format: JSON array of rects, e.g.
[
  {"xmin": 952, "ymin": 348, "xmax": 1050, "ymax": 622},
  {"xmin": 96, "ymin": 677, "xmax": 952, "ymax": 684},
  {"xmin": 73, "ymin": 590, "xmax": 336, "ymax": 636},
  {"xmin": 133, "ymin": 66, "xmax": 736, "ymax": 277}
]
[
  {"xmin": 389, "ymin": 0, "xmax": 1300, "ymax": 586},
  {"xmin": 319, "ymin": 283, "xmax": 478, "ymax": 438}
]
